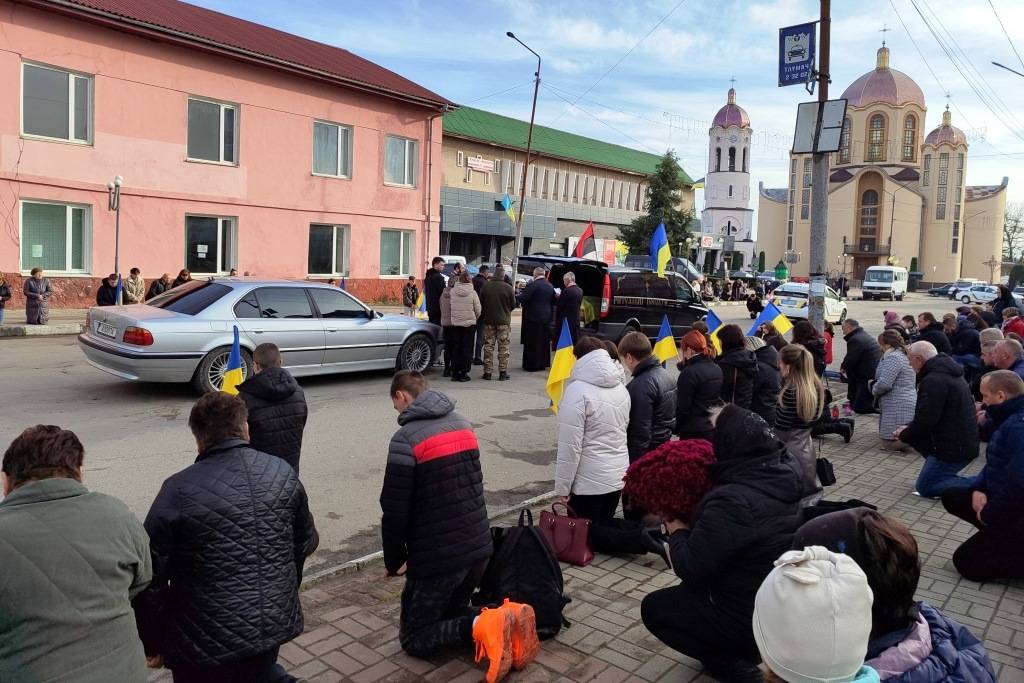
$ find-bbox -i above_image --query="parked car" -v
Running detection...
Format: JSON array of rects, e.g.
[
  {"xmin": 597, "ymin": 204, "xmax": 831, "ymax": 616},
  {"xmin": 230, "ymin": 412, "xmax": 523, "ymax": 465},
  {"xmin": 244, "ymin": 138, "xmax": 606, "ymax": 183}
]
[
  {"xmin": 861, "ymin": 265, "xmax": 908, "ymax": 301},
  {"xmin": 948, "ymin": 278, "xmax": 985, "ymax": 300},
  {"xmin": 928, "ymin": 283, "xmax": 954, "ymax": 297},
  {"xmin": 769, "ymin": 282, "xmax": 848, "ymax": 323},
  {"xmin": 78, "ymin": 279, "xmax": 440, "ymax": 393},
  {"xmin": 958, "ymin": 285, "xmax": 999, "ymax": 305},
  {"xmin": 517, "ymin": 255, "xmax": 708, "ymax": 342}
]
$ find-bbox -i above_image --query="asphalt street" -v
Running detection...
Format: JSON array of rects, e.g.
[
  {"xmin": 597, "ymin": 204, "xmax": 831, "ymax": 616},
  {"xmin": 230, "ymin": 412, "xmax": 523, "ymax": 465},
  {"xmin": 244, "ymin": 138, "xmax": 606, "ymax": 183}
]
[{"xmin": 0, "ymin": 292, "xmax": 957, "ymax": 571}]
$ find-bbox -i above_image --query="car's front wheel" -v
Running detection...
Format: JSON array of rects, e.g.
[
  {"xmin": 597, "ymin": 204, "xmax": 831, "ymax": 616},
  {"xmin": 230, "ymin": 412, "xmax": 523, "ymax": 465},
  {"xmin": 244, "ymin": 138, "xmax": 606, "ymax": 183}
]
[
  {"xmin": 192, "ymin": 346, "xmax": 253, "ymax": 394},
  {"xmin": 397, "ymin": 333, "xmax": 434, "ymax": 372},
  {"xmin": 961, "ymin": 295, "xmax": 972, "ymax": 304},
  {"xmin": 839, "ymin": 308, "xmax": 848, "ymax": 323}
]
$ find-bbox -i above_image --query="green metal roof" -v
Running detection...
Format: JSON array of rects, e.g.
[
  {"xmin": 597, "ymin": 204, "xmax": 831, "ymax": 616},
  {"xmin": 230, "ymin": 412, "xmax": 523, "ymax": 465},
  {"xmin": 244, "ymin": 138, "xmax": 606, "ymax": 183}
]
[{"xmin": 443, "ymin": 106, "xmax": 694, "ymax": 185}]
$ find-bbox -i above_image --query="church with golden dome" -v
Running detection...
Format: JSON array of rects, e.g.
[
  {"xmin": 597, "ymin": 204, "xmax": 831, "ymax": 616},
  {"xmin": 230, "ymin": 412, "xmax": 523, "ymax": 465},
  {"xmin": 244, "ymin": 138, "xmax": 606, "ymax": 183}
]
[{"xmin": 757, "ymin": 45, "xmax": 1009, "ymax": 285}]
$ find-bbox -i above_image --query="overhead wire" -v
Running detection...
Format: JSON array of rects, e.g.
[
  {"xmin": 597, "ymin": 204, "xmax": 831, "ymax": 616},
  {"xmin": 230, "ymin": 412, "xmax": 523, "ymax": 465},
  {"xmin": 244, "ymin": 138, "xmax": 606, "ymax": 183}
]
[
  {"xmin": 540, "ymin": 82, "xmax": 661, "ymax": 154},
  {"xmin": 987, "ymin": 0, "xmax": 1024, "ymax": 72}
]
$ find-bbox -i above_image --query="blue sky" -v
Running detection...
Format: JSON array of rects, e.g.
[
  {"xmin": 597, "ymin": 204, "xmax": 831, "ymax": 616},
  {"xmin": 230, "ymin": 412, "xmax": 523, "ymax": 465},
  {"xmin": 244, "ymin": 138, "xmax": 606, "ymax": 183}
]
[{"xmin": 195, "ymin": 0, "xmax": 1023, "ymax": 212}]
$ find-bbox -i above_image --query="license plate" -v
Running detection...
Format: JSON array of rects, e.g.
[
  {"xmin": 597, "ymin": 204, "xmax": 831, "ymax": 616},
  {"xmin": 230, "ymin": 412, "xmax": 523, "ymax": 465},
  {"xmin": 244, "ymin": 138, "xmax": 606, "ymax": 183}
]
[
  {"xmin": 781, "ymin": 299, "xmax": 796, "ymax": 307},
  {"xmin": 96, "ymin": 321, "xmax": 117, "ymax": 339}
]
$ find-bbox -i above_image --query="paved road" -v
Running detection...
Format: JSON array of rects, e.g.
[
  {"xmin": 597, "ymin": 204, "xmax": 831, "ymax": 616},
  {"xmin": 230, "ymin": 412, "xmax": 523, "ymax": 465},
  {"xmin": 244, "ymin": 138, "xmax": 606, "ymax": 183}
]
[{"xmin": 0, "ymin": 293, "xmax": 958, "ymax": 571}]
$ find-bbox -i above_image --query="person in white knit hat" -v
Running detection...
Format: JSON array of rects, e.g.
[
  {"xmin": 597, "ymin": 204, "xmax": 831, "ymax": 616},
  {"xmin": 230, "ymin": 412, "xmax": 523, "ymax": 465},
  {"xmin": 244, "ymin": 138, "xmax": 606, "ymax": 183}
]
[{"xmin": 753, "ymin": 546, "xmax": 880, "ymax": 683}]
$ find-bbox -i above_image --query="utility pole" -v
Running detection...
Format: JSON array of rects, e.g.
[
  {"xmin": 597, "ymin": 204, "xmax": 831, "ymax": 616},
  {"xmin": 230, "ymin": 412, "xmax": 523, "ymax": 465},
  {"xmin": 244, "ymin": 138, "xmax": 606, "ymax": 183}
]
[
  {"xmin": 808, "ymin": 0, "xmax": 830, "ymax": 333},
  {"xmin": 507, "ymin": 32, "xmax": 540, "ymax": 281}
]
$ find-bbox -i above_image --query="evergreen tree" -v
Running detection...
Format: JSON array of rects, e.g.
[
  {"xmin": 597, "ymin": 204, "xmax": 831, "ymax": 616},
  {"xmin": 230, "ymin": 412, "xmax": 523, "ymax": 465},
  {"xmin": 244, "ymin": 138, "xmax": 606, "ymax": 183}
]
[
  {"xmin": 758, "ymin": 251, "xmax": 766, "ymax": 272},
  {"xmin": 617, "ymin": 150, "xmax": 696, "ymax": 257}
]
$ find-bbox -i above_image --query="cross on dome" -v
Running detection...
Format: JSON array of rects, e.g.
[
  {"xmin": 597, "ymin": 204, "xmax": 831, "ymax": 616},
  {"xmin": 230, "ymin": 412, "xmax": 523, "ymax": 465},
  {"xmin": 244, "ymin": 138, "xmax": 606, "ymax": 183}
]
[{"xmin": 879, "ymin": 23, "xmax": 891, "ymax": 47}]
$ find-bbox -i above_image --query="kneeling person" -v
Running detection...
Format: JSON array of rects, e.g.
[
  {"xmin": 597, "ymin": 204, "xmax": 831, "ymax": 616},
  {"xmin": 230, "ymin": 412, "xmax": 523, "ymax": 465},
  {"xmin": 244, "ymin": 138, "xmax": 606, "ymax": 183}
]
[{"xmin": 381, "ymin": 371, "xmax": 537, "ymax": 682}]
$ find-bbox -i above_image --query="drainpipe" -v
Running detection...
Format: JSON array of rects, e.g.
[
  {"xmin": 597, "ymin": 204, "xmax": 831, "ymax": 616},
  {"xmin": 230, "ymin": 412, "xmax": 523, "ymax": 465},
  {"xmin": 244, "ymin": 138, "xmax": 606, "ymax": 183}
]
[{"xmin": 424, "ymin": 105, "xmax": 449, "ymax": 277}]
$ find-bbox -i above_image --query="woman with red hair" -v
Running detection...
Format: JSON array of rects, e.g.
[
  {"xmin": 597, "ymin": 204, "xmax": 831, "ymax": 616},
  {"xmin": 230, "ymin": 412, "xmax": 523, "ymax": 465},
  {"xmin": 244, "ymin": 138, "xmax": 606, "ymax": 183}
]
[{"xmin": 674, "ymin": 330, "xmax": 723, "ymax": 441}]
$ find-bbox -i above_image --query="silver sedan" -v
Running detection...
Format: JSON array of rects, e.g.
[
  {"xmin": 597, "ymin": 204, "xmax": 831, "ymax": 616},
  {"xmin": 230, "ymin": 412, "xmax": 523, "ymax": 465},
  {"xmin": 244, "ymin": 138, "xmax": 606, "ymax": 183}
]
[{"xmin": 78, "ymin": 279, "xmax": 439, "ymax": 393}]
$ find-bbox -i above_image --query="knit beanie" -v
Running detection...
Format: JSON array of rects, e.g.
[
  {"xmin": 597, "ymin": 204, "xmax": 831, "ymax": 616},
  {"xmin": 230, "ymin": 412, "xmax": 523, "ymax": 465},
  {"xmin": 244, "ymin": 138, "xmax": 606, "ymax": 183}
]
[
  {"xmin": 743, "ymin": 336, "xmax": 767, "ymax": 352},
  {"xmin": 883, "ymin": 310, "xmax": 899, "ymax": 326},
  {"xmin": 753, "ymin": 547, "xmax": 874, "ymax": 683},
  {"xmin": 712, "ymin": 404, "xmax": 775, "ymax": 462}
]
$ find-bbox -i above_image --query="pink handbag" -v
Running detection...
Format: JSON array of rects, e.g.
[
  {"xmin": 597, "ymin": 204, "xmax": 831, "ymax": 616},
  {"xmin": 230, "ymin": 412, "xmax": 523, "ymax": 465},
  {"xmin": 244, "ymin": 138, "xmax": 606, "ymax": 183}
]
[{"xmin": 539, "ymin": 503, "xmax": 594, "ymax": 566}]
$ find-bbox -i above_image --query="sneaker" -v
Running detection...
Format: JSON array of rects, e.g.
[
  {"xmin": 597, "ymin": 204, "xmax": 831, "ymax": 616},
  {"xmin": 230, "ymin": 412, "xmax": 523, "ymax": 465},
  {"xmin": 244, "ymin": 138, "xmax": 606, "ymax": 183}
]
[
  {"xmin": 482, "ymin": 373, "xmax": 493, "ymax": 381},
  {"xmin": 499, "ymin": 599, "xmax": 539, "ymax": 670},
  {"xmin": 498, "ymin": 372, "xmax": 511, "ymax": 381},
  {"xmin": 442, "ymin": 367, "xmax": 452, "ymax": 378},
  {"xmin": 473, "ymin": 607, "xmax": 514, "ymax": 682}
]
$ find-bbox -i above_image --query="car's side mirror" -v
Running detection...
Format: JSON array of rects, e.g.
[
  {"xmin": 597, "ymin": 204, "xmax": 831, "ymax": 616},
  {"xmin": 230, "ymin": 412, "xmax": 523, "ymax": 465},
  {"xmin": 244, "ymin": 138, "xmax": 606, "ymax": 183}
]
[{"xmin": 365, "ymin": 308, "xmax": 375, "ymax": 319}]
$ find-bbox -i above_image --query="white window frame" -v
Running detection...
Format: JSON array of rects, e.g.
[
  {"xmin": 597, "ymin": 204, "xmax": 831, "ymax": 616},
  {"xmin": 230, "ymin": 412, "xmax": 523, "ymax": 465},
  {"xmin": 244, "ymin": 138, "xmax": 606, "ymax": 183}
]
[
  {"xmin": 21, "ymin": 62, "xmax": 93, "ymax": 145},
  {"xmin": 311, "ymin": 120, "xmax": 353, "ymax": 179},
  {"xmin": 184, "ymin": 214, "xmax": 237, "ymax": 276},
  {"xmin": 464, "ymin": 165, "xmax": 473, "ymax": 183},
  {"xmin": 456, "ymin": 150, "xmax": 464, "ymax": 167},
  {"xmin": 186, "ymin": 96, "xmax": 239, "ymax": 165},
  {"xmin": 308, "ymin": 223, "xmax": 350, "ymax": 276},
  {"xmin": 379, "ymin": 229, "xmax": 416, "ymax": 277},
  {"xmin": 19, "ymin": 199, "xmax": 92, "ymax": 274},
  {"xmin": 384, "ymin": 135, "xmax": 418, "ymax": 188}
]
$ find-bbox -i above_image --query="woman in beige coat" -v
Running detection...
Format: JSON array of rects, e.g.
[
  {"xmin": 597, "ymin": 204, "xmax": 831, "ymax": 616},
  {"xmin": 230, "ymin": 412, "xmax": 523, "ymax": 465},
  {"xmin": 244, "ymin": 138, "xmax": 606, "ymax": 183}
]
[{"xmin": 448, "ymin": 271, "xmax": 482, "ymax": 382}]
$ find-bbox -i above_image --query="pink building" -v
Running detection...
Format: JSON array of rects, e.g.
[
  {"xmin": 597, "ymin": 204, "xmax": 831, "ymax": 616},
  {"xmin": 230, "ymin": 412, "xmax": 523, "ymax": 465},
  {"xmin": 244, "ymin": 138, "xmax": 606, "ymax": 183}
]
[{"xmin": 0, "ymin": 0, "xmax": 448, "ymax": 309}]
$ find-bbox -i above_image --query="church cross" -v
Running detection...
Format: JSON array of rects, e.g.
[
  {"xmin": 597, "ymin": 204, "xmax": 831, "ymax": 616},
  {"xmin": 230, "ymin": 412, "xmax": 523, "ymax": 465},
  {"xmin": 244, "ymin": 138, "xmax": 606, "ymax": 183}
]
[
  {"xmin": 879, "ymin": 24, "xmax": 891, "ymax": 46},
  {"xmin": 729, "ymin": 76, "xmax": 736, "ymax": 89}
]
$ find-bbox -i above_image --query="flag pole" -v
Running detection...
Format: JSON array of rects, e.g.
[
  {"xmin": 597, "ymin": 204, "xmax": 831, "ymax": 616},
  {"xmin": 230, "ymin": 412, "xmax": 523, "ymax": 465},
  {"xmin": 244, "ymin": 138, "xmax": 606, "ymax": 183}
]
[{"xmin": 507, "ymin": 32, "xmax": 541, "ymax": 282}]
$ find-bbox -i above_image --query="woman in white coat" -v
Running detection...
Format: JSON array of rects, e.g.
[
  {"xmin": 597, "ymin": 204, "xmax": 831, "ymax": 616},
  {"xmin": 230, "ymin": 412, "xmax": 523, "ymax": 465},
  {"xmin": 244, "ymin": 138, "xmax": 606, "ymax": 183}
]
[{"xmin": 555, "ymin": 335, "xmax": 632, "ymax": 553}]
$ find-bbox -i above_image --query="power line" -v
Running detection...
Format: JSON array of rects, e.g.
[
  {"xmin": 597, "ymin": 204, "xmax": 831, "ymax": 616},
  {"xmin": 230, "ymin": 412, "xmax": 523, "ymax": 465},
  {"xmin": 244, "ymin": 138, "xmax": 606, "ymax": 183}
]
[
  {"xmin": 540, "ymin": 83, "xmax": 661, "ymax": 153},
  {"xmin": 548, "ymin": 0, "xmax": 690, "ymax": 127},
  {"xmin": 987, "ymin": 0, "xmax": 1024, "ymax": 72},
  {"xmin": 462, "ymin": 81, "xmax": 534, "ymax": 105}
]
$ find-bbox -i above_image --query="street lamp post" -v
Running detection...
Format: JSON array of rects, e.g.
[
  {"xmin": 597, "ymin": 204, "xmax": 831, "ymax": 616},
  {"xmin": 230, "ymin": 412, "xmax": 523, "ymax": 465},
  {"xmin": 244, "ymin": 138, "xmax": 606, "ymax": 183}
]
[
  {"xmin": 106, "ymin": 175, "xmax": 123, "ymax": 304},
  {"xmin": 507, "ymin": 32, "xmax": 540, "ymax": 281}
]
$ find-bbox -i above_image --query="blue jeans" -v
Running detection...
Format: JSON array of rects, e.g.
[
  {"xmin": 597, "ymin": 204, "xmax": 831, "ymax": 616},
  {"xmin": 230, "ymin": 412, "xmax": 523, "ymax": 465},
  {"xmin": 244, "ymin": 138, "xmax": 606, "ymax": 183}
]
[
  {"xmin": 916, "ymin": 456, "xmax": 973, "ymax": 498},
  {"xmin": 0, "ymin": 308, "xmax": 4, "ymax": 324}
]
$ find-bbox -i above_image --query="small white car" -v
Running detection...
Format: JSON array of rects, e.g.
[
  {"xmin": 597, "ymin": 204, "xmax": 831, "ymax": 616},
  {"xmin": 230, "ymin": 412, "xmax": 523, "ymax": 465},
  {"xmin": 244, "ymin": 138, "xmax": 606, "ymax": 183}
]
[
  {"xmin": 770, "ymin": 282, "xmax": 848, "ymax": 324},
  {"xmin": 958, "ymin": 285, "xmax": 999, "ymax": 305}
]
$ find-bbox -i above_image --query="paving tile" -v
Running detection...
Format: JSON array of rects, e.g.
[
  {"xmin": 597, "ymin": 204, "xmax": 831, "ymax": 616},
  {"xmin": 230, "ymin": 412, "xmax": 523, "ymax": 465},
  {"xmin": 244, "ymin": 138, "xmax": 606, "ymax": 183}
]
[
  {"xmin": 307, "ymin": 631, "xmax": 355, "ymax": 656},
  {"xmin": 320, "ymin": 650, "xmax": 363, "ymax": 676},
  {"xmin": 349, "ymin": 659, "xmax": 400, "ymax": 683},
  {"xmin": 279, "ymin": 641, "xmax": 313, "ymax": 666},
  {"xmin": 293, "ymin": 624, "xmax": 339, "ymax": 648}
]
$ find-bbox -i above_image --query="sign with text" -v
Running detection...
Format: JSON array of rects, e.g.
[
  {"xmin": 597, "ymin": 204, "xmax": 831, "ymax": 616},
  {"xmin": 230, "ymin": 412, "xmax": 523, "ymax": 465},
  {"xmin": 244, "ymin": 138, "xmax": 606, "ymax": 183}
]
[
  {"xmin": 792, "ymin": 99, "xmax": 848, "ymax": 153},
  {"xmin": 466, "ymin": 156, "xmax": 495, "ymax": 173},
  {"xmin": 779, "ymin": 22, "xmax": 815, "ymax": 87}
]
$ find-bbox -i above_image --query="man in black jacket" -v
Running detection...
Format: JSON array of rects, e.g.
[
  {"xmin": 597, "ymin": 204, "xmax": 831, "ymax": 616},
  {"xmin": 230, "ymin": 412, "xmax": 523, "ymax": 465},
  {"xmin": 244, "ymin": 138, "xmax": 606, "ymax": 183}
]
[
  {"xmin": 146, "ymin": 273, "xmax": 173, "ymax": 300},
  {"xmin": 917, "ymin": 312, "xmax": 952, "ymax": 354},
  {"xmin": 237, "ymin": 343, "xmax": 308, "ymax": 474},
  {"xmin": 840, "ymin": 319, "xmax": 883, "ymax": 414},
  {"xmin": 381, "ymin": 372, "xmax": 531, "ymax": 676},
  {"xmin": 896, "ymin": 342, "xmax": 979, "ymax": 498},
  {"xmin": 134, "ymin": 392, "xmax": 318, "ymax": 681},
  {"xmin": 744, "ymin": 337, "xmax": 781, "ymax": 426},
  {"xmin": 517, "ymin": 268, "xmax": 556, "ymax": 371},
  {"xmin": 641, "ymin": 405, "xmax": 804, "ymax": 681},
  {"xmin": 96, "ymin": 273, "xmax": 119, "ymax": 306},
  {"xmin": 555, "ymin": 271, "xmax": 584, "ymax": 345},
  {"xmin": 618, "ymin": 332, "xmax": 676, "ymax": 463},
  {"xmin": 471, "ymin": 266, "xmax": 490, "ymax": 365},
  {"xmin": 716, "ymin": 324, "xmax": 759, "ymax": 409},
  {"xmin": 424, "ymin": 257, "xmax": 446, "ymax": 326}
]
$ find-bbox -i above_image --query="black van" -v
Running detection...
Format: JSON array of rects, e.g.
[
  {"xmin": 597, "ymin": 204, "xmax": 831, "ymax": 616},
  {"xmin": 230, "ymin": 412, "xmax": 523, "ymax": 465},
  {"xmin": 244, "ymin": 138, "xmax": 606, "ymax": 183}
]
[{"xmin": 517, "ymin": 256, "xmax": 708, "ymax": 342}]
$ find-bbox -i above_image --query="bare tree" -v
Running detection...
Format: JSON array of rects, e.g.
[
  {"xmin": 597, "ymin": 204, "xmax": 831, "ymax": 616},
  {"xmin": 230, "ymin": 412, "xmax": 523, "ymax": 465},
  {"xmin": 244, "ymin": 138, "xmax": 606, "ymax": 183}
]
[{"xmin": 1004, "ymin": 202, "xmax": 1024, "ymax": 263}]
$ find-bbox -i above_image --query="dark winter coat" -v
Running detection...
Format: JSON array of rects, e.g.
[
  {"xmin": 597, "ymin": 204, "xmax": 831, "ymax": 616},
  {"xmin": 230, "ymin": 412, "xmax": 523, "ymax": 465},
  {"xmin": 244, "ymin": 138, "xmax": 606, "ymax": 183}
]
[
  {"xmin": 402, "ymin": 283, "xmax": 419, "ymax": 308},
  {"xmin": 0, "ymin": 282, "xmax": 11, "ymax": 308},
  {"xmin": 763, "ymin": 332, "xmax": 787, "ymax": 352},
  {"xmin": 750, "ymin": 345, "xmax": 782, "ymax": 426},
  {"xmin": 717, "ymin": 347, "xmax": 759, "ymax": 409},
  {"xmin": 24, "ymin": 277, "xmax": 52, "ymax": 324},
  {"xmin": 978, "ymin": 309, "xmax": 998, "ymax": 328},
  {"xmin": 96, "ymin": 280, "xmax": 118, "ymax": 306},
  {"xmin": 380, "ymin": 390, "xmax": 491, "ymax": 579},
  {"xmin": 517, "ymin": 277, "xmax": 556, "ymax": 324},
  {"xmin": 424, "ymin": 268, "xmax": 446, "ymax": 320},
  {"xmin": 479, "ymin": 278, "xmax": 516, "ymax": 326},
  {"xmin": 237, "ymin": 367, "xmax": 309, "ymax": 473},
  {"xmin": 472, "ymin": 273, "xmax": 489, "ymax": 295},
  {"xmin": 146, "ymin": 279, "xmax": 170, "ymax": 300},
  {"xmin": 667, "ymin": 435, "xmax": 804, "ymax": 622},
  {"xmin": 950, "ymin": 319, "xmax": 981, "ymax": 357},
  {"xmin": 974, "ymin": 394, "xmax": 1024, "ymax": 530},
  {"xmin": 625, "ymin": 356, "xmax": 677, "ymax": 462},
  {"xmin": 171, "ymin": 276, "xmax": 191, "ymax": 288},
  {"xmin": 992, "ymin": 292, "xmax": 1016, "ymax": 323},
  {"xmin": 898, "ymin": 354, "xmax": 979, "ymax": 463},
  {"xmin": 842, "ymin": 326, "xmax": 883, "ymax": 387},
  {"xmin": 885, "ymin": 322, "xmax": 911, "ymax": 344},
  {"xmin": 918, "ymin": 324, "xmax": 952, "ymax": 355},
  {"xmin": 134, "ymin": 439, "xmax": 318, "ymax": 668},
  {"xmin": 866, "ymin": 603, "xmax": 995, "ymax": 683},
  {"xmin": 804, "ymin": 337, "xmax": 828, "ymax": 376},
  {"xmin": 675, "ymin": 354, "xmax": 723, "ymax": 437},
  {"xmin": 555, "ymin": 284, "xmax": 584, "ymax": 343}
]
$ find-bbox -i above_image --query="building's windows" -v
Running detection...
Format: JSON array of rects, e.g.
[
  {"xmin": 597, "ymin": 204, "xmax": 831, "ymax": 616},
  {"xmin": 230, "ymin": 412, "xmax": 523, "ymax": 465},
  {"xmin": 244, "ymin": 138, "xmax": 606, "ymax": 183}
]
[
  {"xmin": 728, "ymin": 185, "xmax": 733, "ymax": 197},
  {"xmin": 866, "ymin": 113, "xmax": 886, "ymax": 162},
  {"xmin": 618, "ymin": 181, "xmax": 625, "ymax": 209},
  {"xmin": 624, "ymin": 183, "xmax": 633, "ymax": 210},
  {"xmin": 572, "ymin": 173, "xmax": 580, "ymax": 202},
  {"xmin": 494, "ymin": 158, "xmax": 501, "ymax": 178},
  {"xmin": 790, "ymin": 158, "xmax": 798, "ymax": 174},
  {"xmin": 742, "ymin": 148, "xmax": 748, "ymax": 173},
  {"xmin": 542, "ymin": 169, "xmax": 550, "ymax": 199},
  {"xmin": 312, "ymin": 121, "xmax": 353, "ymax": 178},
  {"xmin": 483, "ymin": 167, "xmax": 490, "ymax": 186},
  {"xmin": 185, "ymin": 215, "xmax": 236, "ymax": 274},
  {"xmin": 464, "ymin": 165, "xmax": 473, "ymax": 183},
  {"xmin": 922, "ymin": 154, "xmax": 931, "ymax": 186},
  {"xmin": 22, "ymin": 63, "xmax": 92, "ymax": 143},
  {"xmin": 600, "ymin": 179, "xmax": 608, "ymax": 207},
  {"xmin": 20, "ymin": 201, "xmax": 90, "ymax": 273},
  {"xmin": 581, "ymin": 175, "xmax": 590, "ymax": 204},
  {"xmin": 957, "ymin": 153, "xmax": 964, "ymax": 169},
  {"xmin": 528, "ymin": 166, "xmax": 538, "ymax": 196},
  {"xmin": 936, "ymin": 186, "xmax": 947, "ymax": 220},
  {"xmin": 513, "ymin": 162, "xmax": 523, "ymax": 195},
  {"xmin": 728, "ymin": 147, "xmax": 736, "ymax": 172},
  {"xmin": 838, "ymin": 118, "xmax": 851, "ymax": 163},
  {"xmin": 715, "ymin": 148, "xmax": 721, "ymax": 172},
  {"xmin": 956, "ymin": 153, "xmax": 964, "ymax": 187},
  {"xmin": 379, "ymin": 229, "xmax": 415, "ymax": 276},
  {"xmin": 859, "ymin": 190, "xmax": 879, "ymax": 249},
  {"xmin": 786, "ymin": 220, "xmax": 794, "ymax": 250},
  {"xmin": 952, "ymin": 221, "xmax": 959, "ymax": 253},
  {"xmin": 308, "ymin": 224, "xmax": 349, "ymax": 276},
  {"xmin": 385, "ymin": 136, "xmax": 418, "ymax": 186},
  {"xmin": 902, "ymin": 114, "xmax": 917, "ymax": 162},
  {"xmin": 802, "ymin": 158, "xmax": 812, "ymax": 187},
  {"xmin": 800, "ymin": 189, "xmax": 810, "ymax": 220},
  {"xmin": 456, "ymin": 151, "xmax": 464, "ymax": 166},
  {"xmin": 187, "ymin": 98, "xmax": 238, "ymax": 164},
  {"xmin": 938, "ymin": 152, "xmax": 949, "ymax": 187},
  {"xmin": 638, "ymin": 183, "xmax": 647, "ymax": 211},
  {"xmin": 788, "ymin": 195, "xmax": 794, "ymax": 219}
]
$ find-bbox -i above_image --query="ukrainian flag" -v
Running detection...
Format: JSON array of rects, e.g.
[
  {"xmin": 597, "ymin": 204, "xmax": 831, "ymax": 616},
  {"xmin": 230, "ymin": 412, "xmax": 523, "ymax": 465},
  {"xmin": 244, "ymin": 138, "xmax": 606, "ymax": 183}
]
[
  {"xmin": 747, "ymin": 301, "xmax": 794, "ymax": 337},
  {"xmin": 115, "ymin": 274, "xmax": 123, "ymax": 306},
  {"xmin": 706, "ymin": 309, "xmax": 724, "ymax": 355},
  {"xmin": 221, "ymin": 325, "xmax": 243, "ymax": 395},
  {"xmin": 546, "ymin": 319, "xmax": 576, "ymax": 414},
  {"xmin": 415, "ymin": 291, "xmax": 427, "ymax": 319},
  {"xmin": 501, "ymin": 194, "xmax": 516, "ymax": 222},
  {"xmin": 649, "ymin": 222, "xmax": 671, "ymax": 277},
  {"xmin": 653, "ymin": 314, "xmax": 677, "ymax": 364}
]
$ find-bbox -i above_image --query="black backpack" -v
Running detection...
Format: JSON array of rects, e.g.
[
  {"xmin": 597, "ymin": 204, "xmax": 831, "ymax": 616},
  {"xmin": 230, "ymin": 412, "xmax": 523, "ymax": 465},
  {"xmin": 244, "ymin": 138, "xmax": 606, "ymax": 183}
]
[{"xmin": 473, "ymin": 509, "xmax": 571, "ymax": 640}]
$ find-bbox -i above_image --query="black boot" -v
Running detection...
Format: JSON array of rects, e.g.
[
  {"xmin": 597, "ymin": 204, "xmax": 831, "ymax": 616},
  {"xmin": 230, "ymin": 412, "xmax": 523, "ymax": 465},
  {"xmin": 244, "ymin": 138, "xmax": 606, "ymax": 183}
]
[{"xmin": 442, "ymin": 366, "xmax": 452, "ymax": 378}]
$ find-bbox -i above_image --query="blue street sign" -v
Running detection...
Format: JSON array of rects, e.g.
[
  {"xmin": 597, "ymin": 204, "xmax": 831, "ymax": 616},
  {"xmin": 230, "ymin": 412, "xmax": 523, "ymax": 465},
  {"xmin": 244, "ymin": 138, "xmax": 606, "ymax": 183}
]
[{"xmin": 779, "ymin": 22, "xmax": 816, "ymax": 87}]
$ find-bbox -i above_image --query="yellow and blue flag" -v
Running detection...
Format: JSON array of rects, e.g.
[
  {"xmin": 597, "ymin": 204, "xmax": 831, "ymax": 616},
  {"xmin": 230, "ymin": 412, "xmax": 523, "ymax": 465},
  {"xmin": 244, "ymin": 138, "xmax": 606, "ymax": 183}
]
[
  {"xmin": 653, "ymin": 314, "xmax": 677, "ymax": 364},
  {"xmin": 649, "ymin": 221, "xmax": 671, "ymax": 277},
  {"xmin": 748, "ymin": 301, "xmax": 794, "ymax": 337},
  {"xmin": 115, "ymin": 274, "xmax": 123, "ymax": 306},
  {"xmin": 547, "ymin": 318, "xmax": 576, "ymax": 414},
  {"xmin": 415, "ymin": 291, "xmax": 427, "ymax": 319},
  {"xmin": 706, "ymin": 309, "xmax": 724, "ymax": 355},
  {"xmin": 501, "ymin": 194, "xmax": 516, "ymax": 222},
  {"xmin": 221, "ymin": 325, "xmax": 243, "ymax": 395}
]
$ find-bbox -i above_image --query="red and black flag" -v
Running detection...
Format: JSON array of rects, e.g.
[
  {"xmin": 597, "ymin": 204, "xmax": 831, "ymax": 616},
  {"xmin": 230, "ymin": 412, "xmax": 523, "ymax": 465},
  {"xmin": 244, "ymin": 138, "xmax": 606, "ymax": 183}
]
[{"xmin": 572, "ymin": 221, "xmax": 597, "ymax": 258}]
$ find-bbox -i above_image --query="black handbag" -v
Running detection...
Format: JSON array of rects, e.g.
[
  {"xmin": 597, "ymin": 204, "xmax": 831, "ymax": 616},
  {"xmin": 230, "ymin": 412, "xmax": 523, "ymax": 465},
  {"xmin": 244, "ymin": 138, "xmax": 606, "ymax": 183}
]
[{"xmin": 816, "ymin": 457, "xmax": 837, "ymax": 487}]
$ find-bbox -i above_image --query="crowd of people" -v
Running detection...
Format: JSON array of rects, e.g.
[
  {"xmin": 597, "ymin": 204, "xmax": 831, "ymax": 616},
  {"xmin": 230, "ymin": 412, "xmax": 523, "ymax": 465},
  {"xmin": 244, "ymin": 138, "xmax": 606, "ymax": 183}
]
[{"xmin": 3, "ymin": 265, "xmax": 1023, "ymax": 682}]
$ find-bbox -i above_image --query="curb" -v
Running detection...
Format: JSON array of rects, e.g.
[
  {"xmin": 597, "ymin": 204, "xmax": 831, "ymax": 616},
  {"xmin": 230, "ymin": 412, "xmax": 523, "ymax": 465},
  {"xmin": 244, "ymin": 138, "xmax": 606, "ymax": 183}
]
[
  {"xmin": 300, "ymin": 490, "xmax": 560, "ymax": 589},
  {"xmin": 0, "ymin": 323, "xmax": 84, "ymax": 337}
]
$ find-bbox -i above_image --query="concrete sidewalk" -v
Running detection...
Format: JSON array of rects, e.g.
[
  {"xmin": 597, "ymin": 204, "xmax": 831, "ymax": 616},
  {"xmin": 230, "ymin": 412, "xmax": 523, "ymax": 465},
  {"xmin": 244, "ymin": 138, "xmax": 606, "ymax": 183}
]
[{"xmin": 144, "ymin": 414, "xmax": 1024, "ymax": 682}]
